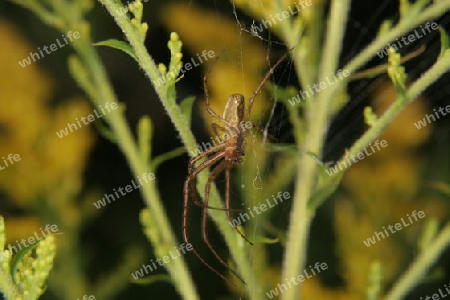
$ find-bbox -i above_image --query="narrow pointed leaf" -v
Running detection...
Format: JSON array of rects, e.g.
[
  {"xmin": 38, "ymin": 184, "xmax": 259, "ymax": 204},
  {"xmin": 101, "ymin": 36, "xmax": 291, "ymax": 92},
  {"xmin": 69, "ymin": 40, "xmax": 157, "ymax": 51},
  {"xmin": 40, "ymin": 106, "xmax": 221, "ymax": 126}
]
[
  {"xmin": 94, "ymin": 39, "xmax": 138, "ymax": 62},
  {"xmin": 10, "ymin": 240, "xmax": 41, "ymax": 284}
]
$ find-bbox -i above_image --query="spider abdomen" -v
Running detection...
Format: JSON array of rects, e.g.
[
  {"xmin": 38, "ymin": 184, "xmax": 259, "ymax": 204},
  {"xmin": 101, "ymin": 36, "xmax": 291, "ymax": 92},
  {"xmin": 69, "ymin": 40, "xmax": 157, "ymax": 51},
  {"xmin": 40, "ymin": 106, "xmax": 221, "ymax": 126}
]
[{"xmin": 224, "ymin": 146, "xmax": 244, "ymax": 162}]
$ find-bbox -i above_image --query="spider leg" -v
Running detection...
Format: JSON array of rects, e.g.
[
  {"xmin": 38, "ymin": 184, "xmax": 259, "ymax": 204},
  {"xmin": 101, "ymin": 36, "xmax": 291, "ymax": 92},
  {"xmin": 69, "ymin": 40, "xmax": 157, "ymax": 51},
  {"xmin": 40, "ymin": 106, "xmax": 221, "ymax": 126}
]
[
  {"xmin": 188, "ymin": 150, "xmax": 239, "ymax": 212},
  {"xmin": 189, "ymin": 143, "xmax": 226, "ymax": 167},
  {"xmin": 251, "ymin": 124, "xmax": 278, "ymax": 141},
  {"xmin": 212, "ymin": 123, "xmax": 228, "ymax": 139},
  {"xmin": 203, "ymin": 50, "xmax": 236, "ymax": 128},
  {"xmin": 202, "ymin": 160, "xmax": 246, "ymax": 285},
  {"xmin": 183, "ymin": 174, "xmax": 236, "ymax": 287},
  {"xmin": 247, "ymin": 51, "xmax": 290, "ymax": 120},
  {"xmin": 188, "ymin": 147, "xmax": 231, "ymax": 211},
  {"xmin": 224, "ymin": 166, "xmax": 253, "ymax": 246}
]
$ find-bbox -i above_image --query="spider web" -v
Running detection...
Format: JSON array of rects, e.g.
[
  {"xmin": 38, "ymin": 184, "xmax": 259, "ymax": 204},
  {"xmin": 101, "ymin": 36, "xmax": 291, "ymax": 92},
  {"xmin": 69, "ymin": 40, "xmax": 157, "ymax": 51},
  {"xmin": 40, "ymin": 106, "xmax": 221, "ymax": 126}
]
[
  {"xmin": 181, "ymin": 0, "xmax": 450, "ymax": 297},
  {"xmin": 225, "ymin": 0, "xmax": 386, "ymax": 289},
  {"xmin": 205, "ymin": 0, "xmax": 394, "ymax": 296},
  {"xmin": 223, "ymin": 2, "xmax": 449, "ymax": 299}
]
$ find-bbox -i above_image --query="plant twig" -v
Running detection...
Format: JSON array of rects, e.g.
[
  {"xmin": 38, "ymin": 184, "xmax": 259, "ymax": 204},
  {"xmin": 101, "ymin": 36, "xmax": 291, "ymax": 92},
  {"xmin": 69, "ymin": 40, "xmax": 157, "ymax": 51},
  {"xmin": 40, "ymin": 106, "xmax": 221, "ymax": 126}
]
[
  {"xmin": 98, "ymin": 0, "xmax": 258, "ymax": 297},
  {"xmin": 281, "ymin": 1, "xmax": 350, "ymax": 299},
  {"xmin": 385, "ymin": 222, "xmax": 450, "ymax": 300}
]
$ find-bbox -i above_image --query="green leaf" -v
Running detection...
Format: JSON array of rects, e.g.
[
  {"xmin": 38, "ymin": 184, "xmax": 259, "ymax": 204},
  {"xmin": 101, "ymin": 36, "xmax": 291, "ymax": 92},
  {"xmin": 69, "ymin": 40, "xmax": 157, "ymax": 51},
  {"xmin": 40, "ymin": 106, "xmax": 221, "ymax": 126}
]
[
  {"xmin": 93, "ymin": 39, "xmax": 138, "ymax": 62},
  {"xmin": 263, "ymin": 223, "xmax": 287, "ymax": 247},
  {"xmin": 420, "ymin": 267, "xmax": 445, "ymax": 284},
  {"xmin": 439, "ymin": 27, "xmax": 450, "ymax": 60},
  {"xmin": 418, "ymin": 218, "xmax": 440, "ymax": 252},
  {"xmin": 265, "ymin": 82, "xmax": 301, "ymax": 107},
  {"xmin": 93, "ymin": 119, "xmax": 117, "ymax": 143},
  {"xmin": 179, "ymin": 96, "xmax": 195, "ymax": 126},
  {"xmin": 367, "ymin": 260, "xmax": 383, "ymax": 300},
  {"xmin": 152, "ymin": 147, "xmax": 186, "ymax": 171},
  {"xmin": 377, "ymin": 19, "xmax": 393, "ymax": 36},
  {"xmin": 68, "ymin": 55, "xmax": 98, "ymax": 103},
  {"xmin": 10, "ymin": 240, "xmax": 41, "ymax": 284},
  {"xmin": 425, "ymin": 181, "xmax": 450, "ymax": 196},
  {"xmin": 364, "ymin": 106, "xmax": 378, "ymax": 127},
  {"xmin": 304, "ymin": 149, "xmax": 325, "ymax": 167},
  {"xmin": 309, "ymin": 170, "xmax": 343, "ymax": 211},
  {"xmin": 252, "ymin": 235, "xmax": 279, "ymax": 244},
  {"xmin": 132, "ymin": 274, "xmax": 172, "ymax": 285},
  {"xmin": 263, "ymin": 143, "xmax": 298, "ymax": 154},
  {"xmin": 398, "ymin": 0, "xmax": 428, "ymax": 22}
]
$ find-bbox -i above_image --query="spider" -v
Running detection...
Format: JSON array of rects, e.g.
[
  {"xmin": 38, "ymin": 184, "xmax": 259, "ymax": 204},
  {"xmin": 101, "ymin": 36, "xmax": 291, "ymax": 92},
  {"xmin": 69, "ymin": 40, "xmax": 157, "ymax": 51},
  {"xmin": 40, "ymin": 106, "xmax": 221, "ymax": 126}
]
[{"xmin": 183, "ymin": 50, "xmax": 289, "ymax": 285}]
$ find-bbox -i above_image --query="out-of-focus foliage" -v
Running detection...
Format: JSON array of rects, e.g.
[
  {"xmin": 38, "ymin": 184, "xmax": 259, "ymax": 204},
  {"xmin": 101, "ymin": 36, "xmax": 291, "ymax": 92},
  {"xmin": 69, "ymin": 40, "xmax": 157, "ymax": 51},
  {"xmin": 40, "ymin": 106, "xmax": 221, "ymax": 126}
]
[
  {"xmin": 334, "ymin": 81, "xmax": 449, "ymax": 298},
  {"xmin": 0, "ymin": 19, "xmax": 142, "ymax": 299}
]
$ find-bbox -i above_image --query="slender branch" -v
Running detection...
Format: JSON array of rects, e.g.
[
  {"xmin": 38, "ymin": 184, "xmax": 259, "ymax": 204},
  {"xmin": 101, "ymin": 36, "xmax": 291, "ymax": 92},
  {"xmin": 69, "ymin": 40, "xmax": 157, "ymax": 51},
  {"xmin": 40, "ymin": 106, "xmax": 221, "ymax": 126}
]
[
  {"xmin": 385, "ymin": 222, "xmax": 450, "ymax": 300},
  {"xmin": 9, "ymin": 0, "xmax": 201, "ymax": 298},
  {"xmin": 344, "ymin": 49, "xmax": 450, "ymax": 163},
  {"xmin": 281, "ymin": 1, "xmax": 351, "ymax": 300},
  {"xmin": 328, "ymin": 0, "xmax": 450, "ymax": 100},
  {"xmin": 72, "ymin": 30, "xmax": 201, "ymax": 300},
  {"xmin": 98, "ymin": 0, "xmax": 258, "ymax": 297}
]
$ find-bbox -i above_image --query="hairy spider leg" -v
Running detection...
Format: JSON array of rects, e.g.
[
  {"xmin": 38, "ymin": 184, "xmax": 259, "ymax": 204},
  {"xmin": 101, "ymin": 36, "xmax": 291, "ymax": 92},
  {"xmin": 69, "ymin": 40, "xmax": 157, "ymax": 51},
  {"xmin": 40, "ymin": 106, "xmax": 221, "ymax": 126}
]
[
  {"xmin": 251, "ymin": 124, "xmax": 278, "ymax": 141},
  {"xmin": 224, "ymin": 165, "xmax": 254, "ymax": 245},
  {"xmin": 211, "ymin": 123, "xmax": 228, "ymax": 139},
  {"xmin": 203, "ymin": 51, "xmax": 241, "ymax": 128},
  {"xmin": 183, "ymin": 153, "xmax": 237, "ymax": 286},
  {"xmin": 188, "ymin": 148, "xmax": 250, "ymax": 243},
  {"xmin": 246, "ymin": 51, "xmax": 290, "ymax": 121},
  {"xmin": 202, "ymin": 160, "xmax": 246, "ymax": 285},
  {"xmin": 187, "ymin": 145, "xmax": 239, "ymax": 211}
]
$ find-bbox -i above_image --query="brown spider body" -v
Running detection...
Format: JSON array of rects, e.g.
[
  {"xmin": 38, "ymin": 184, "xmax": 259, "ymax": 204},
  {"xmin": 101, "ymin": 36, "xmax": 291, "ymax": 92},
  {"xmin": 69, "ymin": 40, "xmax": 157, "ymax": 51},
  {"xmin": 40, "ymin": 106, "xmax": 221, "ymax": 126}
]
[
  {"xmin": 182, "ymin": 51, "xmax": 289, "ymax": 285},
  {"xmin": 222, "ymin": 93, "xmax": 246, "ymax": 164}
]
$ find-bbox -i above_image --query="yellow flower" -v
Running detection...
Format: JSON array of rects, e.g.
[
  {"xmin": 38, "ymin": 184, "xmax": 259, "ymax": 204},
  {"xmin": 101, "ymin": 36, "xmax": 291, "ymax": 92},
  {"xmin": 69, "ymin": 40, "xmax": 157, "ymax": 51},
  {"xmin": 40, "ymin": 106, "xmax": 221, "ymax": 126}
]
[{"xmin": 0, "ymin": 20, "xmax": 94, "ymax": 206}]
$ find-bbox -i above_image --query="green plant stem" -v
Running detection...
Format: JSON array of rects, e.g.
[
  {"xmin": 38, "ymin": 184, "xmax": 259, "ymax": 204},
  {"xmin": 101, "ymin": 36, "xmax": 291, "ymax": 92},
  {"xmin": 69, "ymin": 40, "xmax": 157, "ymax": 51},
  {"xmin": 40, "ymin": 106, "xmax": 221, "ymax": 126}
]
[
  {"xmin": 73, "ymin": 37, "xmax": 200, "ymax": 300},
  {"xmin": 385, "ymin": 222, "xmax": 450, "ymax": 300},
  {"xmin": 281, "ymin": 1, "xmax": 450, "ymax": 299},
  {"xmin": 281, "ymin": 1, "xmax": 350, "ymax": 299},
  {"xmin": 98, "ymin": 1, "xmax": 258, "ymax": 297},
  {"xmin": 298, "ymin": 4, "xmax": 450, "ymax": 168},
  {"xmin": 331, "ymin": 0, "xmax": 450, "ymax": 98},
  {"xmin": 10, "ymin": 1, "xmax": 200, "ymax": 299},
  {"xmin": 341, "ymin": 49, "xmax": 450, "ymax": 169}
]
